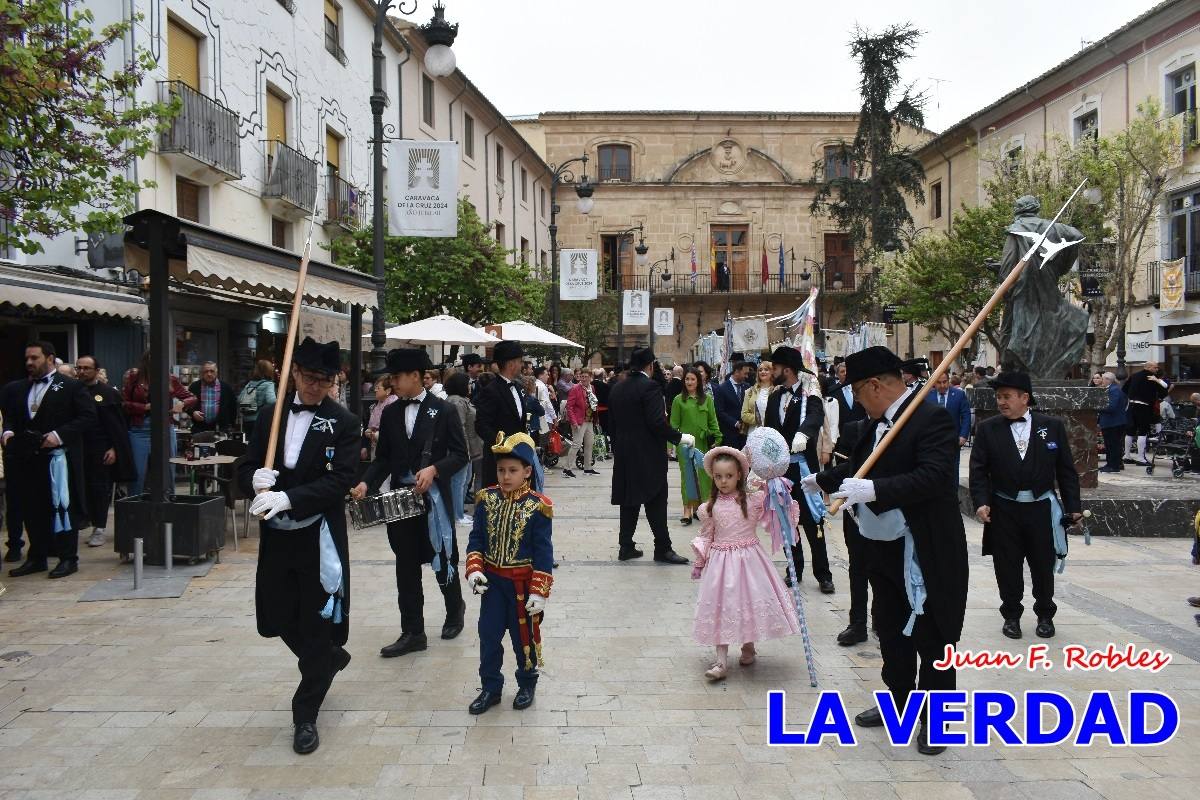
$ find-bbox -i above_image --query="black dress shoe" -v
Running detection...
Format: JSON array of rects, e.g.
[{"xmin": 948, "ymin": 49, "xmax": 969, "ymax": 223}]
[
  {"xmin": 679, "ymin": 517, "xmax": 692, "ymax": 526},
  {"xmin": 1035, "ymin": 618, "xmax": 1055, "ymax": 638},
  {"xmin": 441, "ymin": 613, "xmax": 465, "ymax": 640},
  {"xmin": 917, "ymin": 720, "xmax": 946, "ymax": 755},
  {"xmin": 380, "ymin": 633, "xmax": 428, "ymax": 658},
  {"xmin": 837, "ymin": 623, "xmax": 868, "ymax": 646},
  {"xmin": 513, "ymin": 684, "xmax": 536, "ymax": 710},
  {"xmin": 48, "ymin": 560, "xmax": 78, "ymax": 579},
  {"xmin": 617, "ymin": 546, "xmax": 643, "ymax": 561},
  {"xmin": 854, "ymin": 707, "xmax": 884, "ymax": 727},
  {"xmin": 332, "ymin": 646, "xmax": 351, "ymax": 674},
  {"xmin": 1002, "ymin": 619, "xmax": 1022, "ymax": 639},
  {"xmin": 653, "ymin": 550, "xmax": 689, "ymax": 565},
  {"xmin": 468, "ymin": 690, "xmax": 501, "ymax": 715},
  {"xmin": 4, "ymin": 548, "xmax": 22, "ymax": 564},
  {"xmin": 293, "ymin": 722, "xmax": 319, "ymax": 754},
  {"xmin": 9, "ymin": 560, "xmax": 48, "ymax": 577},
  {"xmin": 818, "ymin": 580, "xmax": 836, "ymax": 594}
]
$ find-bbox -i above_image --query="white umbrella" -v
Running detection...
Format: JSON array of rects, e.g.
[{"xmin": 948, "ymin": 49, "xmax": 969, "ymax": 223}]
[
  {"xmin": 482, "ymin": 320, "xmax": 583, "ymax": 348},
  {"xmin": 363, "ymin": 314, "xmax": 499, "ymax": 346}
]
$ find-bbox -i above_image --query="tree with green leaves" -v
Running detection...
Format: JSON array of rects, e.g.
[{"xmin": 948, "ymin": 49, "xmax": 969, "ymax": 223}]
[
  {"xmin": 330, "ymin": 198, "xmax": 548, "ymax": 330},
  {"xmin": 0, "ymin": 0, "xmax": 177, "ymax": 255},
  {"xmin": 810, "ymin": 23, "xmax": 927, "ymax": 255},
  {"xmin": 557, "ymin": 294, "xmax": 618, "ymax": 365}
]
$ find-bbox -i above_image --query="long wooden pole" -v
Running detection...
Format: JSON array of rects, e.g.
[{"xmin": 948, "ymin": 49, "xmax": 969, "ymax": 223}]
[{"xmin": 826, "ymin": 179, "xmax": 1088, "ymax": 516}]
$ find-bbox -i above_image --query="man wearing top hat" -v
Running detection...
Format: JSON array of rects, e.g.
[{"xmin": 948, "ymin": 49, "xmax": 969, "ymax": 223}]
[
  {"xmin": 969, "ymin": 371, "xmax": 1081, "ymax": 640},
  {"xmin": 475, "ymin": 340, "xmax": 528, "ymax": 489},
  {"xmin": 805, "ymin": 345, "xmax": 967, "ymax": 756},
  {"xmin": 238, "ymin": 337, "xmax": 360, "ymax": 755},
  {"xmin": 764, "ymin": 345, "xmax": 834, "ymax": 593},
  {"xmin": 461, "ymin": 353, "xmax": 485, "ymax": 403},
  {"xmin": 353, "ymin": 348, "xmax": 469, "ymax": 656}
]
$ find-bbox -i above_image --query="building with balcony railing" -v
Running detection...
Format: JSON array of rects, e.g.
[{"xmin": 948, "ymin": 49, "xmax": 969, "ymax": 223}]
[
  {"xmin": 262, "ymin": 142, "xmax": 319, "ymax": 222},
  {"xmin": 323, "ymin": 172, "xmax": 364, "ymax": 232},
  {"xmin": 157, "ymin": 80, "xmax": 241, "ymax": 185}
]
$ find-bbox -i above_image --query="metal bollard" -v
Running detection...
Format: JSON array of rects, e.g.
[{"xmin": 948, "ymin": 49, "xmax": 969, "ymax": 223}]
[
  {"xmin": 163, "ymin": 521, "xmax": 173, "ymax": 575},
  {"xmin": 133, "ymin": 538, "xmax": 144, "ymax": 589}
]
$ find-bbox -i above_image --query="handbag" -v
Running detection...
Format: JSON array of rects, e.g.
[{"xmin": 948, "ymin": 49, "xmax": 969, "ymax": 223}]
[{"xmin": 548, "ymin": 427, "xmax": 563, "ymax": 456}]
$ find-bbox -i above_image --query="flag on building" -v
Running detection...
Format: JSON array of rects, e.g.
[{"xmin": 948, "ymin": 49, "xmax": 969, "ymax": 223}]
[
  {"xmin": 711, "ymin": 245, "xmax": 718, "ymax": 285},
  {"xmin": 761, "ymin": 238, "xmax": 769, "ymax": 285},
  {"xmin": 778, "ymin": 233, "xmax": 786, "ymax": 289},
  {"xmin": 690, "ymin": 244, "xmax": 698, "ymax": 285}
]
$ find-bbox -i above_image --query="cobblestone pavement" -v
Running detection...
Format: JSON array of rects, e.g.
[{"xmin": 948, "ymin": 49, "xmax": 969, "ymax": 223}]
[{"xmin": 0, "ymin": 463, "xmax": 1198, "ymax": 800}]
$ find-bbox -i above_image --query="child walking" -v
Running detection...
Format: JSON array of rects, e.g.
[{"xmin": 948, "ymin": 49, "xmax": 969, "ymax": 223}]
[{"xmin": 691, "ymin": 446, "xmax": 800, "ymax": 680}]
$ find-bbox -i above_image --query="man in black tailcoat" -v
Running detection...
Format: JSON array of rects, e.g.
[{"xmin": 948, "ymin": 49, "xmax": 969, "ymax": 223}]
[
  {"xmin": 474, "ymin": 340, "xmax": 528, "ymax": 488},
  {"xmin": 1, "ymin": 341, "xmax": 96, "ymax": 578},
  {"xmin": 808, "ymin": 346, "xmax": 967, "ymax": 756},
  {"xmin": 238, "ymin": 337, "xmax": 360, "ymax": 755},
  {"xmin": 354, "ymin": 348, "xmax": 468, "ymax": 656},
  {"xmin": 764, "ymin": 346, "xmax": 833, "ymax": 593},
  {"xmin": 607, "ymin": 347, "xmax": 691, "ymax": 564},
  {"xmin": 970, "ymin": 371, "xmax": 1081, "ymax": 641}
]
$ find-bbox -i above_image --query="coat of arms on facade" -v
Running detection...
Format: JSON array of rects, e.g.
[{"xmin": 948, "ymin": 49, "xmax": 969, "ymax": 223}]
[{"xmin": 710, "ymin": 139, "xmax": 745, "ymax": 175}]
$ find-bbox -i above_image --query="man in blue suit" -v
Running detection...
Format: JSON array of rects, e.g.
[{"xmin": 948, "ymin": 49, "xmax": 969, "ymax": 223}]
[
  {"xmin": 712, "ymin": 361, "xmax": 751, "ymax": 450},
  {"xmin": 926, "ymin": 372, "xmax": 971, "ymax": 476}
]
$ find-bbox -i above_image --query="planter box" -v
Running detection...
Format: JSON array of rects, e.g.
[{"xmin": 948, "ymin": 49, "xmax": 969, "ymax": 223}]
[{"xmin": 114, "ymin": 495, "xmax": 226, "ymax": 564}]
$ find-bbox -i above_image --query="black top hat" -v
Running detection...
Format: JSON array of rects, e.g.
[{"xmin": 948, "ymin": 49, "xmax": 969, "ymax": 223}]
[
  {"xmin": 629, "ymin": 347, "xmax": 656, "ymax": 369},
  {"xmin": 492, "ymin": 340, "xmax": 524, "ymax": 365},
  {"xmin": 461, "ymin": 353, "xmax": 484, "ymax": 366},
  {"xmin": 769, "ymin": 346, "xmax": 811, "ymax": 375},
  {"xmin": 899, "ymin": 357, "xmax": 930, "ymax": 376},
  {"xmin": 844, "ymin": 346, "xmax": 904, "ymax": 384},
  {"xmin": 292, "ymin": 337, "xmax": 341, "ymax": 376},
  {"xmin": 383, "ymin": 348, "xmax": 433, "ymax": 375},
  {"xmin": 989, "ymin": 371, "xmax": 1036, "ymax": 405}
]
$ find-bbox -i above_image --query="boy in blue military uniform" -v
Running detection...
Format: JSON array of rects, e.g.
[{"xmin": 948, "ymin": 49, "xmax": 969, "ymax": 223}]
[{"xmin": 464, "ymin": 432, "xmax": 554, "ymax": 714}]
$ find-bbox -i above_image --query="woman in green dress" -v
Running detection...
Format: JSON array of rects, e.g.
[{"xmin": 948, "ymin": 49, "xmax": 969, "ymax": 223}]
[{"xmin": 670, "ymin": 367, "xmax": 722, "ymax": 525}]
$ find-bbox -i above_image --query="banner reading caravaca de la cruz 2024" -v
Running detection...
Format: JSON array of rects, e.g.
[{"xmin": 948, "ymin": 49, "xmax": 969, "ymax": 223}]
[
  {"xmin": 387, "ymin": 140, "xmax": 459, "ymax": 237},
  {"xmin": 559, "ymin": 249, "xmax": 599, "ymax": 300}
]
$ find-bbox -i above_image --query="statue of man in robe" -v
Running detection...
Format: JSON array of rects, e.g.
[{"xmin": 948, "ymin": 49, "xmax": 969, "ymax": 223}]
[{"xmin": 997, "ymin": 195, "xmax": 1086, "ymax": 379}]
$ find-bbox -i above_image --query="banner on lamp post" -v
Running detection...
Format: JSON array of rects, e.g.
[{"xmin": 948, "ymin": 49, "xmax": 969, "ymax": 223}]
[
  {"xmin": 653, "ymin": 308, "xmax": 674, "ymax": 336},
  {"xmin": 623, "ymin": 290, "xmax": 650, "ymax": 326},
  {"xmin": 387, "ymin": 140, "xmax": 459, "ymax": 237},
  {"xmin": 559, "ymin": 249, "xmax": 598, "ymax": 300}
]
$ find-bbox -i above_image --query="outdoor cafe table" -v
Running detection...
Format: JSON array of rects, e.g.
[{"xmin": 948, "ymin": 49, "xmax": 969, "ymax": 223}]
[{"xmin": 169, "ymin": 455, "xmax": 238, "ymax": 495}]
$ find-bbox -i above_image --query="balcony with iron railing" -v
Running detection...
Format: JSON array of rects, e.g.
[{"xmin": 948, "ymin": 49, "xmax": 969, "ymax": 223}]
[
  {"xmin": 323, "ymin": 171, "xmax": 364, "ymax": 231},
  {"xmin": 158, "ymin": 80, "xmax": 241, "ymax": 185},
  {"xmin": 610, "ymin": 269, "xmax": 864, "ymax": 296},
  {"xmin": 261, "ymin": 141, "xmax": 318, "ymax": 222},
  {"xmin": 1145, "ymin": 256, "xmax": 1200, "ymax": 301},
  {"xmin": 597, "ymin": 164, "xmax": 632, "ymax": 182}
]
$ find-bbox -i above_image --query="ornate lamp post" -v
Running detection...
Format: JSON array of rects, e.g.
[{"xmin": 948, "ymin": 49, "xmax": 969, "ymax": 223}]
[
  {"xmin": 547, "ymin": 155, "xmax": 594, "ymax": 362},
  {"xmin": 369, "ymin": 1, "xmax": 459, "ymax": 374}
]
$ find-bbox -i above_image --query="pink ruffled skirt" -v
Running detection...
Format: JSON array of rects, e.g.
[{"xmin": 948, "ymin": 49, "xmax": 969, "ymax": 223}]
[{"xmin": 692, "ymin": 540, "xmax": 800, "ymax": 646}]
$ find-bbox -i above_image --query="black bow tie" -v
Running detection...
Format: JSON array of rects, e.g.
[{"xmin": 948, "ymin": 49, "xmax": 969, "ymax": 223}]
[
  {"xmin": 396, "ymin": 396, "xmax": 424, "ymax": 407},
  {"xmin": 1005, "ymin": 416, "xmax": 1027, "ymax": 426},
  {"xmin": 290, "ymin": 403, "xmax": 322, "ymax": 414},
  {"xmin": 31, "ymin": 374, "xmax": 52, "ymax": 385}
]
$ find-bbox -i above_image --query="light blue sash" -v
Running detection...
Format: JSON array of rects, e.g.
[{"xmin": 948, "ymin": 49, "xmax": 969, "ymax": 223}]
[
  {"xmin": 789, "ymin": 454, "xmax": 827, "ymax": 521},
  {"xmin": 679, "ymin": 445, "xmax": 707, "ymax": 503},
  {"xmin": 854, "ymin": 503, "xmax": 926, "ymax": 637},
  {"xmin": 399, "ymin": 470, "xmax": 456, "ymax": 584},
  {"xmin": 49, "ymin": 449, "xmax": 71, "ymax": 534},
  {"xmin": 267, "ymin": 511, "xmax": 344, "ymax": 623},
  {"xmin": 996, "ymin": 489, "xmax": 1067, "ymax": 574}
]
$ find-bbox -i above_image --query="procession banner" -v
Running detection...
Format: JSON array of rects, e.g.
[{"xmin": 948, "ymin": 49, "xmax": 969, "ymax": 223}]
[
  {"xmin": 731, "ymin": 316, "xmax": 769, "ymax": 353},
  {"xmin": 653, "ymin": 307, "xmax": 675, "ymax": 336},
  {"xmin": 622, "ymin": 290, "xmax": 650, "ymax": 326},
  {"xmin": 387, "ymin": 140, "xmax": 459, "ymax": 237},
  {"xmin": 822, "ymin": 329, "xmax": 848, "ymax": 359},
  {"xmin": 560, "ymin": 249, "xmax": 599, "ymax": 300},
  {"xmin": 1160, "ymin": 257, "xmax": 1185, "ymax": 312}
]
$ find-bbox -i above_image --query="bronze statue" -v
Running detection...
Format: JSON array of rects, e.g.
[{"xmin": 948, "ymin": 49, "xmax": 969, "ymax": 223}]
[{"xmin": 997, "ymin": 196, "xmax": 1086, "ymax": 379}]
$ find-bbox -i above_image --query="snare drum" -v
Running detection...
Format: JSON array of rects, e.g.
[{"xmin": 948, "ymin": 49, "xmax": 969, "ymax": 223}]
[{"xmin": 349, "ymin": 488, "xmax": 426, "ymax": 529}]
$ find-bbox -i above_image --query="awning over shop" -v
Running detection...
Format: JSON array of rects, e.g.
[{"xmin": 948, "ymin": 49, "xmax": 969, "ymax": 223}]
[{"xmin": 0, "ymin": 264, "xmax": 148, "ymax": 320}]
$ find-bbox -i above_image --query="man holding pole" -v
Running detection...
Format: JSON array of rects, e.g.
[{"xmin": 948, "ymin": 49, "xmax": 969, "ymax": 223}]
[
  {"xmin": 238, "ymin": 337, "xmax": 360, "ymax": 755},
  {"xmin": 806, "ymin": 346, "xmax": 967, "ymax": 756}
]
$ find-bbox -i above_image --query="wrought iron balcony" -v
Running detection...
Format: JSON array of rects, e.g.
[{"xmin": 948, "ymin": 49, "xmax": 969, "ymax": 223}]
[
  {"xmin": 598, "ymin": 164, "xmax": 632, "ymax": 182},
  {"xmin": 323, "ymin": 171, "xmax": 364, "ymax": 231},
  {"xmin": 262, "ymin": 141, "xmax": 318, "ymax": 222},
  {"xmin": 611, "ymin": 270, "xmax": 861, "ymax": 296},
  {"xmin": 158, "ymin": 80, "xmax": 241, "ymax": 185},
  {"xmin": 1145, "ymin": 257, "xmax": 1200, "ymax": 301}
]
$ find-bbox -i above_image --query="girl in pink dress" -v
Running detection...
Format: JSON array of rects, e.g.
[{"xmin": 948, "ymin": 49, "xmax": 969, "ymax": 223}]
[{"xmin": 691, "ymin": 446, "xmax": 801, "ymax": 680}]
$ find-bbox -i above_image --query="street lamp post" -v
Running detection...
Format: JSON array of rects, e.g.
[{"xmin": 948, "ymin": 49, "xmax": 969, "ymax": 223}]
[
  {"xmin": 369, "ymin": 1, "xmax": 458, "ymax": 374},
  {"xmin": 547, "ymin": 155, "xmax": 594, "ymax": 363}
]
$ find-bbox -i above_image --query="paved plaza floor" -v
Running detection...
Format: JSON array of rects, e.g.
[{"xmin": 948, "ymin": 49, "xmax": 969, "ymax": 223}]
[{"xmin": 0, "ymin": 463, "xmax": 1198, "ymax": 800}]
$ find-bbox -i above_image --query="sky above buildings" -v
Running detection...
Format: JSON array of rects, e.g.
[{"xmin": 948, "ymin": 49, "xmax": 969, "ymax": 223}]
[{"xmin": 447, "ymin": 0, "xmax": 1164, "ymax": 133}]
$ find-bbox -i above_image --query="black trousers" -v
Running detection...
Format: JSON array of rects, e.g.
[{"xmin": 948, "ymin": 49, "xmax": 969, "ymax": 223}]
[
  {"xmin": 2, "ymin": 453, "xmax": 25, "ymax": 553},
  {"xmin": 843, "ymin": 513, "xmax": 870, "ymax": 626},
  {"xmin": 618, "ymin": 482, "xmax": 673, "ymax": 555},
  {"xmin": 1101, "ymin": 425, "xmax": 1124, "ymax": 470},
  {"xmin": 990, "ymin": 496, "xmax": 1057, "ymax": 622},
  {"xmin": 23, "ymin": 457, "xmax": 78, "ymax": 564},
  {"xmin": 1128, "ymin": 403, "xmax": 1154, "ymax": 437},
  {"xmin": 790, "ymin": 502, "xmax": 832, "ymax": 583},
  {"xmin": 82, "ymin": 447, "xmax": 114, "ymax": 529},
  {"xmin": 274, "ymin": 565, "xmax": 340, "ymax": 725},
  {"xmin": 386, "ymin": 513, "xmax": 463, "ymax": 635},
  {"xmin": 869, "ymin": 538, "xmax": 955, "ymax": 707}
]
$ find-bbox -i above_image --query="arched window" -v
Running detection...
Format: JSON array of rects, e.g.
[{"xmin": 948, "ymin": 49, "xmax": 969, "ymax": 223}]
[{"xmin": 597, "ymin": 144, "xmax": 632, "ymax": 182}]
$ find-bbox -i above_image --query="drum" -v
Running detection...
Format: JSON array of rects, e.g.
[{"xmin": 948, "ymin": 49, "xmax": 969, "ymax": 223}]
[{"xmin": 348, "ymin": 488, "xmax": 426, "ymax": 529}]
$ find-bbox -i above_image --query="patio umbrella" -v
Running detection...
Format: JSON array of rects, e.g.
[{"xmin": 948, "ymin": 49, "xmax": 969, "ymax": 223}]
[
  {"xmin": 482, "ymin": 320, "xmax": 583, "ymax": 348},
  {"xmin": 363, "ymin": 314, "xmax": 499, "ymax": 346}
]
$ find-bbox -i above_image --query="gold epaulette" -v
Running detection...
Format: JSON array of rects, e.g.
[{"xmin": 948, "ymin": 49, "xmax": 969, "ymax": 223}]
[
  {"xmin": 531, "ymin": 490, "xmax": 553, "ymax": 519},
  {"xmin": 476, "ymin": 486, "xmax": 498, "ymax": 503}
]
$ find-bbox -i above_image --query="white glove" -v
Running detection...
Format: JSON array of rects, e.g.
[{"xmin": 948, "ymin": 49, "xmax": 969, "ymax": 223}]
[
  {"xmin": 800, "ymin": 473, "xmax": 821, "ymax": 495},
  {"xmin": 252, "ymin": 468, "xmax": 279, "ymax": 492},
  {"xmin": 467, "ymin": 571, "xmax": 489, "ymax": 595},
  {"xmin": 249, "ymin": 490, "xmax": 292, "ymax": 520},
  {"xmin": 679, "ymin": 433, "xmax": 696, "ymax": 449},
  {"xmin": 525, "ymin": 593, "xmax": 546, "ymax": 614},
  {"xmin": 830, "ymin": 478, "xmax": 876, "ymax": 506},
  {"xmin": 791, "ymin": 432, "xmax": 808, "ymax": 453}
]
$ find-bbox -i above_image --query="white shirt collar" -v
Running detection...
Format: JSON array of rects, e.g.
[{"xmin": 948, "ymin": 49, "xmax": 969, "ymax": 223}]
[
  {"xmin": 410, "ymin": 389, "xmax": 428, "ymax": 403},
  {"xmin": 790, "ymin": 380, "xmax": 803, "ymax": 395},
  {"xmin": 882, "ymin": 386, "xmax": 915, "ymax": 423}
]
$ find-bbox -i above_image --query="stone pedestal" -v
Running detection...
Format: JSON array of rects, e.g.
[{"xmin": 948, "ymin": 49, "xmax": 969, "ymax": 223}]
[{"xmin": 967, "ymin": 381, "xmax": 1107, "ymax": 489}]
